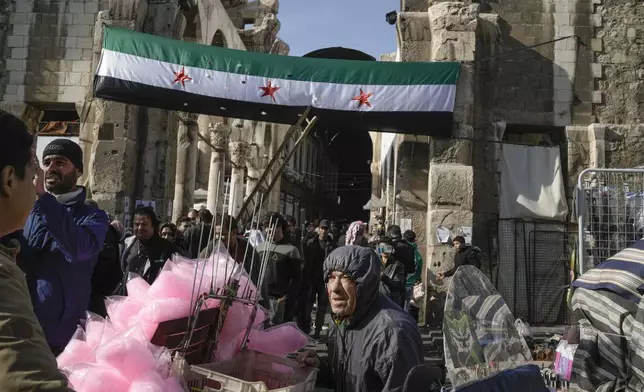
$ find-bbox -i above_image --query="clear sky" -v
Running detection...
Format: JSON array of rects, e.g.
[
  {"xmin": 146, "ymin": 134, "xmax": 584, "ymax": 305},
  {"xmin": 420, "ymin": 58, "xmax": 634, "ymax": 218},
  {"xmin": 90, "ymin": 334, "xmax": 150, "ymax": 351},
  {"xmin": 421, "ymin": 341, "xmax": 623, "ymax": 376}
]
[{"xmin": 277, "ymin": 0, "xmax": 398, "ymax": 59}]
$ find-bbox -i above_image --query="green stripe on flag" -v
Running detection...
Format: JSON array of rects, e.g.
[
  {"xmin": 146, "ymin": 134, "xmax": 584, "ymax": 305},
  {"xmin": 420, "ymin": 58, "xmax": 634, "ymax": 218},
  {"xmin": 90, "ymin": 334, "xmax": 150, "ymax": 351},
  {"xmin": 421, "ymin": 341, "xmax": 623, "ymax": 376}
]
[{"xmin": 103, "ymin": 27, "xmax": 460, "ymax": 86}]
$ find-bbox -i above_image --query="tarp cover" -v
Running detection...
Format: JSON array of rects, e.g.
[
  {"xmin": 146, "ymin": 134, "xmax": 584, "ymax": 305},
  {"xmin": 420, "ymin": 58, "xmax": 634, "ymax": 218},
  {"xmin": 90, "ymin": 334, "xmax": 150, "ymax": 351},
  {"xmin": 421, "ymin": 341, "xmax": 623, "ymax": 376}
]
[
  {"xmin": 499, "ymin": 144, "xmax": 568, "ymax": 220},
  {"xmin": 94, "ymin": 27, "xmax": 460, "ymax": 136}
]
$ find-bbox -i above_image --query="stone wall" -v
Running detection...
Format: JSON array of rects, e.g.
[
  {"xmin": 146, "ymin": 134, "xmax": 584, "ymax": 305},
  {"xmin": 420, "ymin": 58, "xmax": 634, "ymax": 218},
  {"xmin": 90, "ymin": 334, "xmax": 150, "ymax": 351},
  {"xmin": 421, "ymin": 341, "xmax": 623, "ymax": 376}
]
[
  {"xmin": 593, "ymin": 0, "xmax": 644, "ymax": 125},
  {"xmin": 486, "ymin": 0, "xmax": 593, "ymax": 126},
  {"xmin": 2, "ymin": 0, "xmax": 106, "ymax": 105}
]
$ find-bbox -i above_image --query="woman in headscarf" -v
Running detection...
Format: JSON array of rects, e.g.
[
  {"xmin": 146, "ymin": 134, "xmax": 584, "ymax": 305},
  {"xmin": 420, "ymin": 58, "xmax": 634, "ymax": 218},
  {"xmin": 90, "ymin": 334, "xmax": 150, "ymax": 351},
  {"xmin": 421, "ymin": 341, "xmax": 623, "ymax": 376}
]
[{"xmin": 337, "ymin": 220, "xmax": 369, "ymax": 247}]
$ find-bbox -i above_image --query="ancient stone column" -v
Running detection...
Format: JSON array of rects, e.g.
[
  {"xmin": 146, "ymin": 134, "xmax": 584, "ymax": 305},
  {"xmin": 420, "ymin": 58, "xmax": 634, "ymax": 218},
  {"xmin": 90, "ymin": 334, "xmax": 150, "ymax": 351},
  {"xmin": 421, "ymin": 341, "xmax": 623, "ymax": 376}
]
[
  {"xmin": 172, "ymin": 112, "xmax": 199, "ymax": 222},
  {"xmin": 244, "ymin": 145, "xmax": 263, "ymax": 212},
  {"xmin": 206, "ymin": 123, "xmax": 231, "ymax": 213},
  {"xmin": 228, "ymin": 141, "xmax": 250, "ymax": 217}
]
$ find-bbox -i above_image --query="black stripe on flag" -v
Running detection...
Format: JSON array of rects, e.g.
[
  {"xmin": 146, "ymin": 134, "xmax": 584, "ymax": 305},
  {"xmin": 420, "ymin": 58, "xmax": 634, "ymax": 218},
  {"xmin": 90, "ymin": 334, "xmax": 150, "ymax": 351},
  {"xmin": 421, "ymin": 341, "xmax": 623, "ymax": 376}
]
[{"xmin": 94, "ymin": 76, "xmax": 453, "ymax": 137}]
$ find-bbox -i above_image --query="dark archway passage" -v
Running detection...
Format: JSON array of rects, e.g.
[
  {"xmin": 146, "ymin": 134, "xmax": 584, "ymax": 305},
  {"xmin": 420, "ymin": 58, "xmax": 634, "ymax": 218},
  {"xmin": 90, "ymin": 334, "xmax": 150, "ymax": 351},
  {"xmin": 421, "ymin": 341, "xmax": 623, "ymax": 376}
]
[
  {"xmin": 329, "ymin": 131, "xmax": 372, "ymax": 222},
  {"xmin": 303, "ymin": 47, "xmax": 375, "ymax": 222}
]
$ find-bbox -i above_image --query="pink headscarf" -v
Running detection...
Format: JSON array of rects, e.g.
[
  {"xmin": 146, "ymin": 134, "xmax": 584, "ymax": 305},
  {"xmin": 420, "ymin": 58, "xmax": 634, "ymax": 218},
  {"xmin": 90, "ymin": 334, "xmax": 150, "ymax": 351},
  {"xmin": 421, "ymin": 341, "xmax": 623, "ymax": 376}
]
[{"xmin": 345, "ymin": 221, "xmax": 365, "ymax": 245}]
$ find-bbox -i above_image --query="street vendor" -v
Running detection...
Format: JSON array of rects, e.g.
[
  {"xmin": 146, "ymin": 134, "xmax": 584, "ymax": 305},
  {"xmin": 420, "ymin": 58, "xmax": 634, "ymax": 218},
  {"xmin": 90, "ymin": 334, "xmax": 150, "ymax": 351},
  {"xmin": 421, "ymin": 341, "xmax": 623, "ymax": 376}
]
[
  {"xmin": 18, "ymin": 138, "xmax": 109, "ymax": 356},
  {"xmin": 297, "ymin": 245, "xmax": 423, "ymax": 392}
]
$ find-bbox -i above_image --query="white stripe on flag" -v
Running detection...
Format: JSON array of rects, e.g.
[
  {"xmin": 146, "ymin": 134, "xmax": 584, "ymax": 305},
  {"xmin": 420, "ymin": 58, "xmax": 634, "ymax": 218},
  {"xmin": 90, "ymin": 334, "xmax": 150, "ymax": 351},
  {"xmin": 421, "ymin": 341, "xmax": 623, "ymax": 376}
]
[{"xmin": 96, "ymin": 49, "xmax": 457, "ymax": 113}]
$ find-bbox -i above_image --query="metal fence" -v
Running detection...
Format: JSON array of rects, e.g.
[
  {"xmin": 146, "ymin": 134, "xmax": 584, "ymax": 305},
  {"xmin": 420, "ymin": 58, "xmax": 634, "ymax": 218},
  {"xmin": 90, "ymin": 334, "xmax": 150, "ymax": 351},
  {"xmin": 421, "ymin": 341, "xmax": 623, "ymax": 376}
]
[
  {"xmin": 493, "ymin": 219, "xmax": 574, "ymax": 325},
  {"xmin": 576, "ymin": 168, "xmax": 644, "ymax": 274}
]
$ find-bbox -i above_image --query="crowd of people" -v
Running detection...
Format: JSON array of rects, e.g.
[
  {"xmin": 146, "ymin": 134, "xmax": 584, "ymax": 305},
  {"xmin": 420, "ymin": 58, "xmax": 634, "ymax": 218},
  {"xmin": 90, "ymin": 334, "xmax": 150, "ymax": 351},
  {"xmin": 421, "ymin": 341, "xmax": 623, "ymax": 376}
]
[{"xmin": 0, "ymin": 110, "xmax": 484, "ymax": 391}]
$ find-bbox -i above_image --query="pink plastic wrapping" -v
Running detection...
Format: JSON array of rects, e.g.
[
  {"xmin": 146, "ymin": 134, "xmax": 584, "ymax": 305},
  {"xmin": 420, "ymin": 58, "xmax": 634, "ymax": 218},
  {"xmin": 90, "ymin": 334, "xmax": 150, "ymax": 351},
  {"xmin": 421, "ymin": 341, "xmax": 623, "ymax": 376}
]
[
  {"xmin": 68, "ymin": 364, "xmax": 131, "ymax": 392},
  {"xmin": 213, "ymin": 303, "xmax": 269, "ymax": 361},
  {"xmin": 126, "ymin": 274, "xmax": 150, "ymax": 301},
  {"xmin": 128, "ymin": 371, "xmax": 166, "ymax": 392},
  {"xmin": 106, "ymin": 296, "xmax": 145, "ymax": 331},
  {"xmin": 139, "ymin": 298, "xmax": 191, "ymax": 323},
  {"xmin": 96, "ymin": 336, "xmax": 157, "ymax": 381},
  {"xmin": 163, "ymin": 376, "xmax": 185, "ymax": 392},
  {"xmin": 245, "ymin": 322, "xmax": 311, "ymax": 358},
  {"xmin": 57, "ymin": 338, "xmax": 95, "ymax": 368}
]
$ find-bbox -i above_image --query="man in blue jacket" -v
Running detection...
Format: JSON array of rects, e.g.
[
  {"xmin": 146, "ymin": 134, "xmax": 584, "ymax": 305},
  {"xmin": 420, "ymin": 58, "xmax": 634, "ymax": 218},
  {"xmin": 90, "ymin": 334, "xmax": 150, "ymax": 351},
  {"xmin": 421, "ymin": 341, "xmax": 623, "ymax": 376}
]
[{"xmin": 19, "ymin": 138, "xmax": 108, "ymax": 355}]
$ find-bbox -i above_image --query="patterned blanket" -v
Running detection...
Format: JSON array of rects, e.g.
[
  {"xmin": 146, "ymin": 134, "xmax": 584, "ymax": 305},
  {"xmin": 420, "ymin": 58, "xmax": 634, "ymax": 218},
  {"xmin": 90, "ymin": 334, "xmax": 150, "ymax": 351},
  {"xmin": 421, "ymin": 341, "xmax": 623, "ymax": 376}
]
[{"xmin": 571, "ymin": 287, "xmax": 644, "ymax": 391}]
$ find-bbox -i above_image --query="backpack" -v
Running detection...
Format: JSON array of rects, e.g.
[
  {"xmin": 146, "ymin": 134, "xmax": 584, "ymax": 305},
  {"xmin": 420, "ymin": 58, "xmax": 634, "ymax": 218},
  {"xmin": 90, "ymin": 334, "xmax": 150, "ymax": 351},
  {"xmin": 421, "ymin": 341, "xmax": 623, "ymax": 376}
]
[{"xmin": 466, "ymin": 246, "xmax": 482, "ymax": 269}]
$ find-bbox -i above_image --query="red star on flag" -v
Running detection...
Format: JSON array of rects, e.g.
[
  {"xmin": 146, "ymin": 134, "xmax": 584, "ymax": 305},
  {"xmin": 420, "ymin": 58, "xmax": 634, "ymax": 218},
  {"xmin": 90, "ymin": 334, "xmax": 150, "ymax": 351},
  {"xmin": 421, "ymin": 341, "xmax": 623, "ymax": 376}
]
[
  {"xmin": 173, "ymin": 66, "xmax": 192, "ymax": 87},
  {"xmin": 352, "ymin": 89, "xmax": 373, "ymax": 108},
  {"xmin": 259, "ymin": 80, "xmax": 280, "ymax": 102}
]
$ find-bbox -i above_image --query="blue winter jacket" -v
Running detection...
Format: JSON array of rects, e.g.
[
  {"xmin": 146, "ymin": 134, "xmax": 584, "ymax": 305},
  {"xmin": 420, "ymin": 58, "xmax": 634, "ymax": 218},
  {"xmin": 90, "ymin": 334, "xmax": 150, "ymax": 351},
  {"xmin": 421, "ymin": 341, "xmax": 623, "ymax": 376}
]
[{"xmin": 18, "ymin": 188, "xmax": 108, "ymax": 348}]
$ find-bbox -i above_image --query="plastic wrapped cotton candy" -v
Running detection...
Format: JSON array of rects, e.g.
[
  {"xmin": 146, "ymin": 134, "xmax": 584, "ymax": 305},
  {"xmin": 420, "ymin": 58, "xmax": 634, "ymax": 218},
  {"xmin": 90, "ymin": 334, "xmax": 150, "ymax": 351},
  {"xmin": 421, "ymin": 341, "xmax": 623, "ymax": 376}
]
[
  {"xmin": 68, "ymin": 364, "xmax": 131, "ymax": 392},
  {"xmin": 139, "ymin": 298, "xmax": 191, "ymax": 323},
  {"xmin": 57, "ymin": 338, "xmax": 95, "ymax": 368},
  {"xmin": 106, "ymin": 296, "xmax": 145, "ymax": 332},
  {"xmin": 245, "ymin": 322, "xmax": 311, "ymax": 358},
  {"xmin": 126, "ymin": 273, "xmax": 151, "ymax": 302},
  {"xmin": 85, "ymin": 312, "xmax": 117, "ymax": 349},
  {"xmin": 164, "ymin": 376, "xmax": 185, "ymax": 392},
  {"xmin": 128, "ymin": 371, "xmax": 166, "ymax": 392},
  {"xmin": 148, "ymin": 264, "xmax": 202, "ymax": 302},
  {"xmin": 96, "ymin": 332, "xmax": 157, "ymax": 381},
  {"xmin": 213, "ymin": 303, "xmax": 268, "ymax": 361}
]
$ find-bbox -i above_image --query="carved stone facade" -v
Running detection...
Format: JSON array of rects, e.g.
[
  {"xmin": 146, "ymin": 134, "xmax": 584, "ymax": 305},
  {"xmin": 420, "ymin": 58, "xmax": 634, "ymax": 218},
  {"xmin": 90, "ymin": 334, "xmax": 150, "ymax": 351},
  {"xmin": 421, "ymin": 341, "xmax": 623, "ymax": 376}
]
[{"xmin": 0, "ymin": 0, "xmax": 299, "ymax": 224}]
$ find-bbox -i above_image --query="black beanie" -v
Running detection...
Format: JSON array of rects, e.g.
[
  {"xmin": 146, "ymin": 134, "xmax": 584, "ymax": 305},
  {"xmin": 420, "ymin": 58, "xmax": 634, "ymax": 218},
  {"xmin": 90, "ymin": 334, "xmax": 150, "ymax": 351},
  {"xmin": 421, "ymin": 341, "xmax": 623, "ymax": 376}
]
[{"xmin": 43, "ymin": 139, "xmax": 83, "ymax": 173}]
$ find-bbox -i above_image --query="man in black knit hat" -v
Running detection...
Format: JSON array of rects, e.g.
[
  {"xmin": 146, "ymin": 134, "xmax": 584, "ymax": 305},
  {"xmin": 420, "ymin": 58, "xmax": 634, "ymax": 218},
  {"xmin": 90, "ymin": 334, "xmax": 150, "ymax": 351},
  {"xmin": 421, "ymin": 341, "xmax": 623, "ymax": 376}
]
[{"xmin": 18, "ymin": 138, "xmax": 108, "ymax": 356}]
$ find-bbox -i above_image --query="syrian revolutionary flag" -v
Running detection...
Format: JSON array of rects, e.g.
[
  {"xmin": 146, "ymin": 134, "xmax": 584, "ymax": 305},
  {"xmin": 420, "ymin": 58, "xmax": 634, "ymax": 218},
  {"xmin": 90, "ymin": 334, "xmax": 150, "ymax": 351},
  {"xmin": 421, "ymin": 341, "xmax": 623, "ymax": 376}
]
[{"xmin": 94, "ymin": 27, "xmax": 460, "ymax": 136}]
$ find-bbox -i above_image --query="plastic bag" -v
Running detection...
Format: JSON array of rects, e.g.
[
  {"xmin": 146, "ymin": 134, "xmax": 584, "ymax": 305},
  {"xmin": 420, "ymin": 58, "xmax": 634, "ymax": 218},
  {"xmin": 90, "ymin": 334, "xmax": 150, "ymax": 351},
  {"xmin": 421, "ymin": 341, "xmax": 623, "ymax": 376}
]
[
  {"xmin": 515, "ymin": 318, "xmax": 532, "ymax": 338},
  {"xmin": 67, "ymin": 363, "xmax": 131, "ymax": 392},
  {"xmin": 106, "ymin": 296, "xmax": 144, "ymax": 331},
  {"xmin": 126, "ymin": 273, "xmax": 151, "ymax": 302},
  {"xmin": 245, "ymin": 322, "xmax": 312, "ymax": 358},
  {"xmin": 554, "ymin": 339, "xmax": 577, "ymax": 381}
]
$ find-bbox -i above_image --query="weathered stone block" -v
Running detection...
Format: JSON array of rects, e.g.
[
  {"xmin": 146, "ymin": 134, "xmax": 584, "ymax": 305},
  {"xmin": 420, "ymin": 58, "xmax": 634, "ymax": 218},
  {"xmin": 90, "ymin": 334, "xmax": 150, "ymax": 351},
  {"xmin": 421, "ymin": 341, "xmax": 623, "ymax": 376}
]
[
  {"xmin": 91, "ymin": 138, "xmax": 138, "ymax": 193},
  {"xmin": 74, "ymin": 13, "xmax": 96, "ymax": 25},
  {"xmin": 69, "ymin": 3, "xmax": 85, "ymax": 14},
  {"xmin": 65, "ymin": 49, "xmax": 83, "ymax": 60},
  {"xmin": 6, "ymin": 59, "xmax": 26, "ymax": 71},
  {"xmin": 592, "ymin": 90, "xmax": 603, "ymax": 104},
  {"xmin": 72, "ymin": 60, "xmax": 91, "ymax": 72},
  {"xmin": 591, "ymin": 63, "xmax": 603, "ymax": 78},
  {"xmin": 68, "ymin": 25, "xmax": 92, "ymax": 37},
  {"xmin": 590, "ymin": 38, "xmax": 603, "ymax": 52},
  {"xmin": 86, "ymin": 2, "xmax": 100, "ymax": 14},
  {"xmin": 76, "ymin": 37, "xmax": 93, "ymax": 49},
  {"xmin": 428, "ymin": 163, "xmax": 473, "ymax": 210},
  {"xmin": 13, "ymin": 24, "xmax": 30, "ymax": 36},
  {"xmin": 426, "ymin": 209, "xmax": 473, "ymax": 248},
  {"xmin": 6, "ymin": 35, "xmax": 23, "ymax": 48}
]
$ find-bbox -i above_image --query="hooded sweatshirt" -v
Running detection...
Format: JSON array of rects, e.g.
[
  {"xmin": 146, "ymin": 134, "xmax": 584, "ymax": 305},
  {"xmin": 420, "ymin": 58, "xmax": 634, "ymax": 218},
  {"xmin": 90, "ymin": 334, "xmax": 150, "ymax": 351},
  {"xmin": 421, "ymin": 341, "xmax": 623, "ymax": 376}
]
[{"xmin": 319, "ymin": 246, "xmax": 423, "ymax": 392}]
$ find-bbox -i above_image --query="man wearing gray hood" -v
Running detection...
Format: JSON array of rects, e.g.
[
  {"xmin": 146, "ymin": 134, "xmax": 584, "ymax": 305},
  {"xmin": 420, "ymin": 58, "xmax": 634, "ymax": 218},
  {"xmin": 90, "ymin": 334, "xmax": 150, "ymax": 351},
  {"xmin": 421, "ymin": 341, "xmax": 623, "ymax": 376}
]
[{"xmin": 297, "ymin": 245, "xmax": 423, "ymax": 392}]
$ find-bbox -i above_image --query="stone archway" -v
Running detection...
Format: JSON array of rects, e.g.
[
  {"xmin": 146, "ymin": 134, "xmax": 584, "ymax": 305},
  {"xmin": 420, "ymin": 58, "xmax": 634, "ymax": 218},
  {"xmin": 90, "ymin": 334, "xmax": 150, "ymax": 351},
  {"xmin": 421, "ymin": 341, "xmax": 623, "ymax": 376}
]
[
  {"xmin": 211, "ymin": 30, "xmax": 227, "ymax": 47},
  {"xmin": 303, "ymin": 47, "xmax": 377, "ymax": 221}
]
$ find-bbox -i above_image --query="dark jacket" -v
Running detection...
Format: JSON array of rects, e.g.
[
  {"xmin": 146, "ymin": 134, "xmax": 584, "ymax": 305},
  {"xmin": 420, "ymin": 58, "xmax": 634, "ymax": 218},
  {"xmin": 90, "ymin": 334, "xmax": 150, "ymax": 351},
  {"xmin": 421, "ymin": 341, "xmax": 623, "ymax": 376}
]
[
  {"xmin": 18, "ymin": 189, "xmax": 108, "ymax": 348},
  {"xmin": 183, "ymin": 223, "xmax": 212, "ymax": 258},
  {"xmin": 120, "ymin": 234, "xmax": 184, "ymax": 286},
  {"xmin": 380, "ymin": 259, "xmax": 406, "ymax": 308},
  {"xmin": 0, "ymin": 243, "xmax": 74, "ymax": 391},
  {"xmin": 320, "ymin": 246, "xmax": 423, "ymax": 392},
  {"xmin": 392, "ymin": 239, "xmax": 416, "ymax": 276},
  {"xmin": 302, "ymin": 234, "xmax": 336, "ymax": 285},
  {"xmin": 254, "ymin": 238, "xmax": 302, "ymax": 299},
  {"xmin": 89, "ymin": 225, "xmax": 124, "ymax": 317},
  {"xmin": 444, "ymin": 245, "xmax": 481, "ymax": 278}
]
